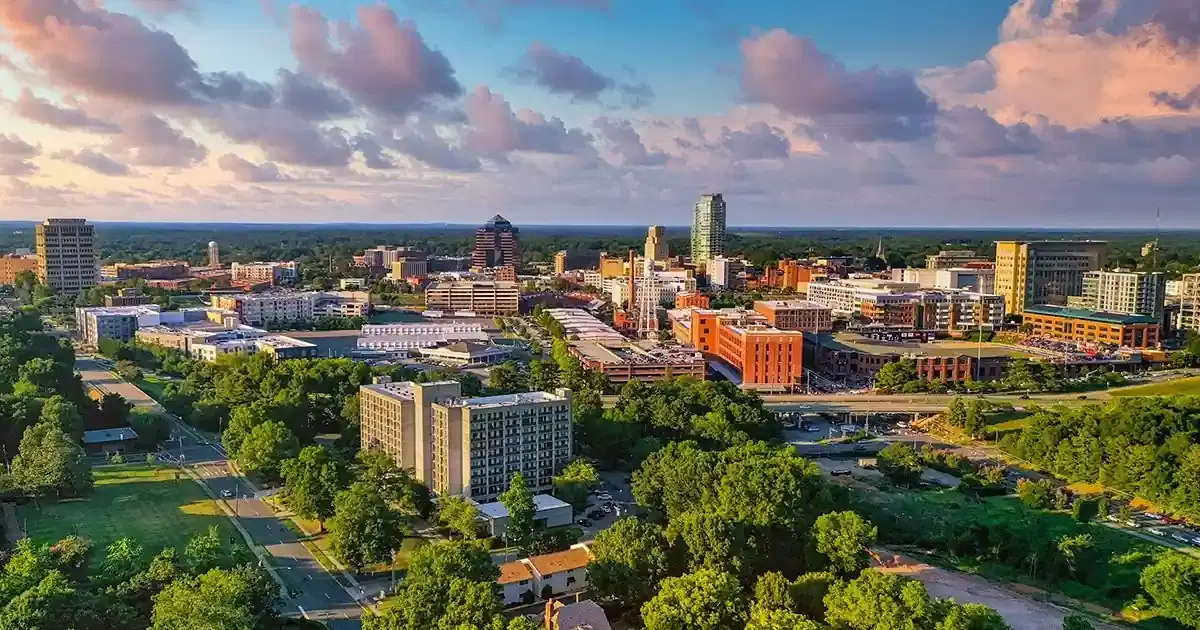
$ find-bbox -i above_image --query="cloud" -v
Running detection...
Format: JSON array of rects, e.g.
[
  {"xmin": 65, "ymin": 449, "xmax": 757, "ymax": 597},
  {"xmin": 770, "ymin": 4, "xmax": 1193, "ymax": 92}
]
[
  {"xmin": 205, "ymin": 107, "xmax": 352, "ymax": 167},
  {"xmin": 131, "ymin": 0, "xmax": 194, "ymax": 15},
  {"xmin": 217, "ymin": 153, "xmax": 287, "ymax": 182},
  {"xmin": 937, "ymin": 106, "xmax": 1040, "ymax": 158},
  {"xmin": 290, "ymin": 4, "xmax": 461, "ymax": 116},
  {"xmin": 391, "ymin": 127, "xmax": 482, "ymax": 172},
  {"xmin": 593, "ymin": 117, "xmax": 668, "ymax": 166},
  {"xmin": 0, "ymin": 134, "xmax": 40, "ymax": 176},
  {"xmin": 510, "ymin": 43, "xmax": 613, "ymax": 101},
  {"xmin": 0, "ymin": 1, "xmax": 277, "ymax": 107},
  {"xmin": 926, "ymin": 0, "xmax": 1200, "ymax": 127},
  {"xmin": 717, "ymin": 122, "xmax": 791, "ymax": 160},
  {"xmin": 13, "ymin": 89, "xmax": 121, "ymax": 133},
  {"xmin": 352, "ymin": 134, "xmax": 396, "ymax": 169},
  {"xmin": 277, "ymin": 70, "xmax": 354, "ymax": 120},
  {"xmin": 109, "ymin": 113, "xmax": 208, "ymax": 167},
  {"xmin": 52, "ymin": 148, "xmax": 132, "ymax": 176},
  {"xmin": 1152, "ymin": 86, "xmax": 1200, "ymax": 112},
  {"xmin": 465, "ymin": 86, "xmax": 594, "ymax": 155}
]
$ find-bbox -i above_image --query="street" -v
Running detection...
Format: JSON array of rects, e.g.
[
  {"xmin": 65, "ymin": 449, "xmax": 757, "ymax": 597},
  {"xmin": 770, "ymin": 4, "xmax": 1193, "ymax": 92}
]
[{"xmin": 75, "ymin": 356, "xmax": 367, "ymax": 629}]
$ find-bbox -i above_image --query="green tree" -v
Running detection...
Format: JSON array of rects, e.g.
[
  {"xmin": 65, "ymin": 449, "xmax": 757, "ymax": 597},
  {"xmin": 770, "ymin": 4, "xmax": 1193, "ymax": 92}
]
[
  {"xmin": 0, "ymin": 570, "xmax": 100, "ymax": 630},
  {"xmin": 365, "ymin": 541, "xmax": 498, "ymax": 630},
  {"xmin": 488, "ymin": 361, "xmax": 525, "ymax": 394},
  {"xmin": 100, "ymin": 538, "xmax": 146, "ymax": 584},
  {"xmin": 235, "ymin": 421, "xmax": 299, "ymax": 483},
  {"xmin": 1061, "ymin": 615, "xmax": 1095, "ymax": 630},
  {"xmin": 753, "ymin": 571, "xmax": 795, "ymax": 612},
  {"xmin": 1072, "ymin": 497, "xmax": 1099, "ymax": 523},
  {"xmin": 874, "ymin": 359, "xmax": 920, "ymax": 393},
  {"xmin": 37, "ymin": 395, "xmax": 83, "ymax": 440},
  {"xmin": 813, "ymin": 510, "xmax": 879, "ymax": 574},
  {"xmin": 1016, "ymin": 479, "xmax": 1053, "ymax": 510},
  {"xmin": 438, "ymin": 495, "xmax": 481, "ymax": 539},
  {"xmin": 946, "ymin": 397, "xmax": 968, "ymax": 428},
  {"xmin": 328, "ymin": 482, "xmax": 407, "ymax": 572},
  {"xmin": 11, "ymin": 421, "xmax": 92, "ymax": 499},
  {"xmin": 184, "ymin": 526, "xmax": 225, "ymax": 573},
  {"xmin": 938, "ymin": 603, "xmax": 1011, "ymax": 630},
  {"xmin": 1140, "ymin": 553, "xmax": 1200, "ymax": 629},
  {"xmin": 357, "ymin": 448, "xmax": 433, "ymax": 518},
  {"xmin": 588, "ymin": 517, "xmax": 671, "ymax": 606},
  {"xmin": 281, "ymin": 445, "xmax": 348, "ymax": 528},
  {"xmin": 99, "ymin": 392, "xmax": 133, "ymax": 427},
  {"xmin": 528, "ymin": 359, "xmax": 560, "ymax": 392},
  {"xmin": 149, "ymin": 565, "xmax": 277, "ymax": 630},
  {"xmin": 552, "ymin": 458, "xmax": 600, "ymax": 511},
  {"xmin": 877, "ymin": 443, "xmax": 923, "ymax": 487},
  {"xmin": 499, "ymin": 472, "xmax": 536, "ymax": 554},
  {"xmin": 824, "ymin": 570, "xmax": 941, "ymax": 630},
  {"xmin": 641, "ymin": 568, "xmax": 747, "ymax": 630},
  {"xmin": 746, "ymin": 605, "xmax": 822, "ymax": 630}
]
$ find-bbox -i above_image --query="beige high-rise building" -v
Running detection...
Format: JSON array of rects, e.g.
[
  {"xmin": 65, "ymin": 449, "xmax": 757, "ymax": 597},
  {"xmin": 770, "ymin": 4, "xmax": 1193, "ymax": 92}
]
[
  {"xmin": 994, "ymin": 241, "xmax": 1107, "ymax": 313},
  {"xmin": 36, "ymin": 218, "xmax": 99, "ymax": 294},
  {"xmin": 645, "ymin": 225, "xmax": 667, "ymax": 261},
  {"xmin": 425, "ymin": 280, "xmax": 519, "ymax": 315},
  {"xmin": 553, "ymin": 250, "xmax": 567, "ymax": 275},
  {"xmin": 690, "ymin": 194, "xmax": 726, "ymax": 266},
  {"xmin": 359, "ymin": 379, "xmax": 573, "ymax": 501}
]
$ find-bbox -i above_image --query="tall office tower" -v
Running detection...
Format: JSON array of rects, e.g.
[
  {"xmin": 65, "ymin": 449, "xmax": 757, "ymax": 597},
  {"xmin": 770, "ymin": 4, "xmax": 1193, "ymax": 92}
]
[
  {"xmin": 1079, "ymin": 270, "xmax": 1166, "ymax": 320},
  {"xmin": 1181, "ymin": 274, "xmax": 1200, "ymax": 334},
  {"xmin": 690, "ymin": 193, "xmax": 726, "ymax": 266},
  {"xmin": 994, "ymin": 240, "xmax": 1107, "ymax": 313},
  {"xmin": 553, "ymin": 250, "xmax": 567, "ymax": 275},
  {"xmin": 472, "ymin": 215, "xmax": 521, "ymax": 268},
  {"xmin": 645, "ymin": 225, "xmax": 667, "ymax": 261},
  {"xmin": 36, "ymin": 218, "xmax": 99, "ymax": 294},
  {"xmin": 207, "ymin": 241, "xmax": 220, "ymax": 268},
  {"xmin": 359, "ymin": 379, "xmax": 573, "ymax": 501}
]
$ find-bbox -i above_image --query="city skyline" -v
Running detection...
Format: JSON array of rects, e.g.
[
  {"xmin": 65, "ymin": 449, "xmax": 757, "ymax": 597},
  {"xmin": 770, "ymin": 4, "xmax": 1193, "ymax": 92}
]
[{"xmin": 0, "ymin": 0, "xmax": 1198, "ymax": 227}]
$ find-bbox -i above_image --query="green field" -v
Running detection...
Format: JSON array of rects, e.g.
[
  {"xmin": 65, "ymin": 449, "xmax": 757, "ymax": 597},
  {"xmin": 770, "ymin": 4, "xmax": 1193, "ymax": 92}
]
[
  {"xmin": 136, "ymin": 375, "xmax": 170, "ymax": 401},
  {"xmin": 17, "ymin": 465, "xmax": 238, "ymax": 556},
  {"xmin": 1110, "ymin": 376, "xmax": 1200, "ymax": 397},
  {"xmin": 985, "ymin": 410, "xmax": 1033, "ymax": 435}
]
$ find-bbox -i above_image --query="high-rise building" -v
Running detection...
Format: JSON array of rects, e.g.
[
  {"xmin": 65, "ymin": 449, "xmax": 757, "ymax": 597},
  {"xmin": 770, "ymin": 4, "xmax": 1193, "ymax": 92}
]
[
  {"xmin": 994, "ymin": 241, "xmax": 1107, "ymax": 313},
  {"xmin": 553, "ymin": 251, "xmax": 567, "ymax": 275},
  {"xmin": 36, "ymin": 218, "xmax": 99, "ymax": 294},
  {"xmin": 208, "ymin": 241, "xmax": 220, "ymax": 268},
  {"xmin": 359, "ymin": 379, "xmax": 572, "ymax": 500},
  {"xmin": 1180, "ymin": 274, "xmax": 1200, "ymax": 334},
  {"xmin": 645, "ymin": 225, "xmax": 667, "ymax": 261},
  {"xmin": 690, "ymin": 193, "xmax": 726, "ymax": 266},
  {"xmin": 1076, "ymin": 270, "xmax": 1165, "ymax": 320},
  {"xmin": 473, "ymin": 215, "xmax": 521, "ymax": 269},
  {"xmin": 707, "ymin": 256, "xmax": 743, "ymax": 289},
  {"xmin": 363, "ymin": 246, "xmax": 425, "ymax": 270}
]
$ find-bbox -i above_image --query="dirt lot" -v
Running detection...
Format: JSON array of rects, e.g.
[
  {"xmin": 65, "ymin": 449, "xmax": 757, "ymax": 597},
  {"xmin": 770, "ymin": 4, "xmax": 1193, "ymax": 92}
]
[{"xmin": 872, "ymin": 550, "xmax": 1120, "ymax": 630}]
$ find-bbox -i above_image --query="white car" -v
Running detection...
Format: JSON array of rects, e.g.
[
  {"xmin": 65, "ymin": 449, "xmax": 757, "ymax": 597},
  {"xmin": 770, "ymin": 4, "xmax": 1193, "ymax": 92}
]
[
  {"xmin": 220, "ymin": 489, "xmax": 234, "ymax": 498},
  {"xmin": 597, "ymin": 493, "xmax": 612, "ymax": 501}
]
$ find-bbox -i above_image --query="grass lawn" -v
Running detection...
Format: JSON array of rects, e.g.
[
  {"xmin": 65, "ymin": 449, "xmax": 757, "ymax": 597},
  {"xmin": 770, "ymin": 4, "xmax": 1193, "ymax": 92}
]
[
  {"xmin": 985, "ymin": 410, "xmax": 1032, "ymax": 435},
  {"xmin": 1110, "ymin": 376, "xmax": 1200, "ymax": 397},
  {"xmin": 135, "ymin": 374, "xmax": 170, "ymax": 401},
  {"xmin": 17, "ymin": 464, "xmax": 239, "ymax": 556}
]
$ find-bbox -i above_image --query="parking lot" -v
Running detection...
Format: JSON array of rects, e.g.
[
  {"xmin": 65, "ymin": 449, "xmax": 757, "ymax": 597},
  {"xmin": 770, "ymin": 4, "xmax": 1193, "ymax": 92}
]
[{"xmin": 576, "ymin": 472, "xmax": 635, "ymax": 539}]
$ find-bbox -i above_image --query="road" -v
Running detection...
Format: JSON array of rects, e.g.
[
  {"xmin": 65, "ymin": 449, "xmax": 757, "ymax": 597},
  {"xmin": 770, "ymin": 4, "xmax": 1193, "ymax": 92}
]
[
  {"xmin": 75, "ymin": 357, "xmax": 366, "ymax": 629},
  {"xmin": 602, "ymin": 390, "xmax": 1107, "ymax": 414}
]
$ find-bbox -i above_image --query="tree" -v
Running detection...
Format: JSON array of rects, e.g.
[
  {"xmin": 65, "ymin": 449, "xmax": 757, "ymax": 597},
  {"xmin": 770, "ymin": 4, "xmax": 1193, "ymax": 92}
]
[
  {"xmin": 235, "ymin": 421, "xmax": 298, "ymax": 483},
  {"xmin": 357, "ymin": 448, "xmax": 433, "ymax": 518},
  {"xmin": 753, "ymin": 572, "xmax": 795, "ymax": 612},
  {"xmin": 1016, "ymin": 479, "xmax": 1053, "ymax": 510},
  {"xmin": 824, "ymin": 570, "xmax": 941, "ymax": 630},
  {"xmin": 99, "ymin": 392, "xmax": 133, "ymax": 428},
  {"xmin": 946, "ymin": 398, "xmax": 968, "ymax": 428},
  {"xmin": 874, "ymin": 359, "xmax": 920, "ymax": 393},
  {"xmin": 878, "ymin": 443, "xmax": 923, "ymax": 487},
  {"xmin": 666, "ymin": 510, "xmax": 754, "ymax": 579},
  {"xmin": 640, "ymin": 568, "xmax": 747, "ymax": 630},
  {"xmin": 437, "ymin": 495, "xmax": 481, "ymax": 539},
  {"xmin": 499, "ymin": 472, "xmax": 536, "ymax": 554},
  {"xmin": 100, "ymin": 538, "xmax": 146, "ymax": 584},
  {"xmin": 281, "ymin": 445, "xmax": 348, "ymax": 528},
  {"xmin": 365, "ymin": 541, "xmax": 498, "ymax": 630},
  {"xmin": 552, "ymin": 459, "xmax": 599, "ymax": 511},
  {"xmin": 11, "ymin": 421, "xmax": 92, "ymax": 499},
  {"xmin": 588, "ymin": 517, "xmax": 671, "ymax": 606},
  {"xmin": 184, "ymin": 526, "xmax": 225, "ymax": 573},
  {"xmin": 149, "ymin": 565, "xmax": 277, "ymax": 630},
  {"xmin": 38, "ymin": 396, "xmax": 83, "ymax": 440},
  {"xmin": 116, "ymin": 360, "xmax": 140, "ymax": 382},
  {"xmin": 1072, "ymin": 497, "xmax": 1099, "ymax": 523},
  {"xmin": 746, "ymin": 605, "xmax": 822, "ymax": 630},
  {"xmin": 813, "ymin": 511, "xmax": 879, "ymax": 574},
  {"xmin": 1140, "ymin": 553, "xmax": 1200, "ymax": 629},
  {"xmin": 938, "ymin": 603, "xmax": 1011, "ymax": 630},
  {"xmin": 488, "ymin": 361, "xmax": 525, "ymax": 394},
  {"xmin": 528, "ymin": 359, "xmax": 560, "ymax": 392},
  {"xmin": 327, "ymin": 482, "xmax": 407, "ymax": 572},
  {"xmin": 1061, "ymin": 615, "xmax": 1095, "ymax": 630},
  {"xmin": 0, "ymin": 570, "xmax": 100, "ymax": 630}
]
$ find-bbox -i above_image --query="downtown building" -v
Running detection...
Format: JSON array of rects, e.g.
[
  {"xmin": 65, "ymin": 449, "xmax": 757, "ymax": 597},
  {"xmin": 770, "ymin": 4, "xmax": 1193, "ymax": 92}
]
[
  {"xmin": 425, "ymin": 280, "xmax": 519, "ymax": 315},
  {"xmin": 36, "ymin": 218, "xmax": 99, "ymax": 293},
  {"xmin": 0, "ymin": 254, "xmax": 37, "ymax": 285},
  {"xmin": 473, "ymin": 215, "xmax": 521, "ymax": 269},
  {"xmin": 994, "ymin": 240, "xmax": 1107, "ymax": 313},
  {"xmin": 690, "ymin": 193, "xmax": 726, "ymax": 267},
  {"xmin": 669, "ymin": 307, "xmax": 804, "ymax": 390},
  {"xmin": 359, "ymin": 379, "xmax": 572, "ymax": 501},
  {"xmin": 230, "ymin": 261, "xmax": 299, "ymax": 286},
  {"xmin": 1072, "ymin": 270, "xmax": 1166, "ymax": 322}
]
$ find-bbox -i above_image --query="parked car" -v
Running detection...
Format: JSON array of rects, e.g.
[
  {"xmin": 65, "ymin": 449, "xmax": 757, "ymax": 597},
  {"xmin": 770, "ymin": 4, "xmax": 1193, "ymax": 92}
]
[
  {"xmin": 830, "ymin": 469, "xmax": 852, "ymax": 476},
  {"xmin": 1171, "ymin": 533, "xmax": 1191, "ymax": 544},
  {"xmin": 220, "ymin": 489, "xmax": 233, "ymax": 498},
  {"xmin": 597, "ymin": 493, "xmax": 612, "ymax": 501},
  {"xmin": 1148, "ymin": 527, "xmax": 1167, "ymax": 537},
  {"xmin": 577, "ymin": 519, "xmax": 591, "ymax": 527}
]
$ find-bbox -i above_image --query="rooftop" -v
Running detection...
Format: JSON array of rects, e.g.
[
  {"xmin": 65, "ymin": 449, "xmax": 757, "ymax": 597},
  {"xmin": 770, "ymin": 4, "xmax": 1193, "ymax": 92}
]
[
  {"xmin": 528, "ymin": 546, "xmax": 592, "ymax": 577},
  {"xmin": 497, "ymin": 561, "xmax": 534, "ymax": 585},
  {"xmin": 1023, "ymin": 304, "xmax": 1159, "ymax": 325},
  {"xmin": 450, "ymin": 390, "xmax": 567, "ymax": 409},
  {"xmin": 552, "ymin": 600, "xmax": 612, "ymax": 630},
  {"xmin": 82, "ymin": 427, "xmax": 139, "ymax": 444},
  {"xmin": 474, "ymin": 494, "xmax": 571, "ymax": 520},
  {"xmin": 819, "ymin": 332, "xmax": 1034, "ymax": 359},
  {"xmin": 569, "ymin": 340, "xmax": 703, "ymax": 365},
  {"xmin": 755, "ymin": 300, "xmax": 830, "ymax": 310}
]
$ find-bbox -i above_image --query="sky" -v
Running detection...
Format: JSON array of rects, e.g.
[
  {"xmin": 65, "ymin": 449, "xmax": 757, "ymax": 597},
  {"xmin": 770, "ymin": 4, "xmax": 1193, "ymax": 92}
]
[{"xmin": 0, "ymin": 0, "xmax": 1198, "ymax": 227}]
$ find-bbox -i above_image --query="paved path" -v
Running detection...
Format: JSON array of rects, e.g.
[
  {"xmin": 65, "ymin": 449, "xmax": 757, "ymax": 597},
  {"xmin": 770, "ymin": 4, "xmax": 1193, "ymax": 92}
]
[{"xmin": 76, "ymin": 357, "xmax": 367, "ymax": 629}]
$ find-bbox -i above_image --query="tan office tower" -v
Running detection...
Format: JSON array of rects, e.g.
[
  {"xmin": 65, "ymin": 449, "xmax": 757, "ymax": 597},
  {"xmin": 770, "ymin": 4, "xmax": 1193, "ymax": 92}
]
[
  {"xmin": 36, "ymin": 218, "xmax": 99, "ymax": 293},
  {"xmin": 359, "ymin": 379, "xmax": 573, "ymax": 501},
  {"xmin": 994, "ymin": 241, "xmax": 1107, "ymax": 313},
  {"xmin": 690, "ymin": 193, "xmax": 726, "ymax": 266},
  {"xmin": 554, "ymin": 250, "xmax": 567, "ymax": 275},
  {"xmin": 645, "ymin": 225, "xmax": 667, "ymax": 261}
]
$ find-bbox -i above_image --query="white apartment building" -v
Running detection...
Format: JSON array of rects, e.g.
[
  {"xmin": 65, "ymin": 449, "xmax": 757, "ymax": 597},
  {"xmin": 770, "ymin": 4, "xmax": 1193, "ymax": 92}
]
[
  {"xmin": 313, "ymin": 291, "xmax": 371, "ymax": 318},
  {"xmin": 212, "ymin": 292, "xmax": 315, "ymax": 326},
  {"xmin": 935, "ymin": 268, "xmax": 996, "ymax": 294},
  {"xmin": 918, "ymin": 291, "xmax": 1006, "ymax": 332},
  {"xmin": 707, "ymin": 256, "xmax": 744, "ymax": 289},
  {"xmin": 76, "ymin": 305, "xmax": 165, "ymax": 346},
  {"xmin": 356, "ymin": 322, "xmax": 490, "ymax": 350},
  {"xmin": 189, "ymin": 333, "xmax": 317, "ymax": 362},
  {"xmin": 230, "ymin": 261, "xmax": 298, "ymax": 286},
  {"xmin": 608, "ymin": 272, "xmax": 696, "ymax": 306},
  {"xmin": 582, "ymin": 270, "xmax": 602, "ymax": 288},
  {"xmin": 690, "ymin": 193, "xmax": 726, "ymax": 266},
  {"xmin": 36, "ymin": 218, "xmax": 99, "ymax": 293},
  {"xmin": 1078, "ymin": 270, "xmax": 1165, "ymax": 320},
  {"xmin": 425, "ymin": 281, "xmax": 519, "ymax": 315},
  {"xmin": 359, "ymin": 379, "xmax": 573, "ymax": 501}
]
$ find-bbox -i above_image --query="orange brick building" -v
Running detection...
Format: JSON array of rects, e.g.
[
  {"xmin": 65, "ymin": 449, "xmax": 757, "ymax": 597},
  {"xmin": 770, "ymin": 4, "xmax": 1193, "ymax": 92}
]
[
  {"xmin": 672, "ymin": 308, "xmax": 803, "ymax": 389},
  {"xmin": 1022, "ymin": 305, "xmax": 1160, "ymax": 349},
  {"xmin": 776, "ymin": 259, "xmax": 814, "ymax": 291},
  {"xmin": 0, "ymin": 255, "xmax": 37, "ymax": 285},
  {"xmin": 753, "ymin": 300, "xmax": 832, "ymax": 331},
  {"xmin": 675, "ymin": 292, "xmax": 710, "ymax": 309}
]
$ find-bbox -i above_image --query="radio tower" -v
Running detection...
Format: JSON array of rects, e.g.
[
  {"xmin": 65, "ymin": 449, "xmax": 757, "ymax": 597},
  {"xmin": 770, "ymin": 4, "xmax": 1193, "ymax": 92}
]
[{"xmin": 636, "ymin": 256, "xmax": 661, "ymax": 338}]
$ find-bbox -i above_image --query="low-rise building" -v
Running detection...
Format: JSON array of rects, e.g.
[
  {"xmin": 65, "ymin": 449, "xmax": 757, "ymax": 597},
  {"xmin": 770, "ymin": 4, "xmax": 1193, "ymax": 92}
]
[
  {"xmin": 189, "ymin": 333, "xmax": 318, "ymax": 362},
  {"xmin": 82, "ymin": 427, "xmax": 139, "ymax": 456},
  {"xmin": 357, "ymin": 322, "xmax": 490, "ymax": 351},
  {"xmin": 542, "ymin": 308, "xmax": 627, "ymax": 343},
  {"xmin": 568, "ymin": 340, "xmax": 705, "ymax": 384},
  {"xmin": 926, "ymin": 249, "xmax": 989, "ymax": 269},
  {"xmin": 339, "ymin": 278, "xmax": 369, "ymax": 290},
  {"xmin": 1022, "ymin": 305, "xmax": 1160, "ymax": 349},
  {"xmin": 211, "ymin": 292, "xmax": 315, "ymax": 326},
  {"xmin": 230, "ymin": 261, "xmax": 298, "ymax": 286},
  {"xmin": 0, "ymin": 254, "xmax": 37, "ymax": 285},
  {"xmin": 810, "ymin": 332, "xmax": 1017, "ymax": 383},
  {"xmin": 670, "ymin": 308, "xmax": 802, "ymax": 390},
  {"xmin": 675, "ymin": 292, "xmax": 710, "ymax": 309},
  {"xmin": 753, "ymin": 300, "xmax": 833, "ymax": 332},
  {"xmin": 104, "ymin": 288, "xmax": 153, "ymax": 307},
  {"xmin": 425, "ymin": 280, "xmax": 519, "ymax": 316},
  {"xmin": 76, "ymin": 304, "xmax": 167, "ymax": 346},
  {"xmin": 313, "ymin": 291, "xmax": 371, "ymax": 318},
  {"xmin": 417, "ymin": 342, "xmax": 512, "ymax": 366},
  {"xmin": 498, "ymin": 545, "xmax": 593, "ymax": 606},
  {"xmin": 102, "ymin": 260, "xmax": 190, "ymax": 281},
  {"xmin": 475, "ymin": 494, "xmax": 573, "ymax": 537}
]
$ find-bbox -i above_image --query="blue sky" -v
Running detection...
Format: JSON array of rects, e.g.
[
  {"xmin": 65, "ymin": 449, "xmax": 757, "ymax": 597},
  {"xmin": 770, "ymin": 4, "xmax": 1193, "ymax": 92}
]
[{"xmin": 1, "ymin": 0, "xmax": 1197, "ymax": 226}]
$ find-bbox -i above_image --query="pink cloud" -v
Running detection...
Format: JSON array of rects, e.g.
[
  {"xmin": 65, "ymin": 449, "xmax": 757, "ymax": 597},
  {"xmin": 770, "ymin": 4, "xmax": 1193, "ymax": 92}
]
[
  {"xmin": 465, "ymin": 86, "xmax": 594, "ymax": 155},
  {"xmin": 217, "ymin": 153, "xmax": 288, "ymax": 182}
]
